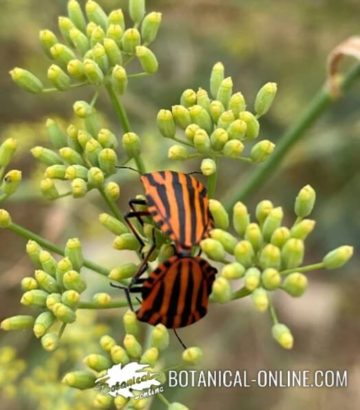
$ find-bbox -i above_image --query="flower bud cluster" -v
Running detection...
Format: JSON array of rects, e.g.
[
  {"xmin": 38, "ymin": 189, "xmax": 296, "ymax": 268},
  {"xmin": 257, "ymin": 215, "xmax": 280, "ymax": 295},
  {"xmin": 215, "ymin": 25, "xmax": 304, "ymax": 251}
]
[{"xmin": 0, "ymin": 138, "xmax": 22, "ymax": 201}]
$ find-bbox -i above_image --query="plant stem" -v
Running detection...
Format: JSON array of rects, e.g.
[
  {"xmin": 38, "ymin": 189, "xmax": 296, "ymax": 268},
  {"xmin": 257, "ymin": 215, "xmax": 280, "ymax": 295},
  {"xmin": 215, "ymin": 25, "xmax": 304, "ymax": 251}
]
[
  {"xmin": 157, "ymin": 393, "xmax": 170, "ymax": 407},
  {"xmin": 98, "ymin": 187, "xmax": 125, "ymax": 223},
  {"xmin": 78, "ymin": 299, "xmax": 138, "ymax": 309},
  {"xmin": 207, "ymin": 159, "xmax": 218, "ymax": 198},
  {"xmin": 231, "ymin": 286, "xmax": 252, "ymax": 300},
  {"xmin": 42, "ymin": 82, "xmax": 87, "ymax": 93},
  {"xmin": 223, "ymin": 62, "xmax": 360, "ymax": 211},
  {"xmin": 280, "ymin": 262, "xmax": 325, "ymax": 276},
  {"xmin": 269, "ymin": 301, "xmax": 279, "ymax": 325}
]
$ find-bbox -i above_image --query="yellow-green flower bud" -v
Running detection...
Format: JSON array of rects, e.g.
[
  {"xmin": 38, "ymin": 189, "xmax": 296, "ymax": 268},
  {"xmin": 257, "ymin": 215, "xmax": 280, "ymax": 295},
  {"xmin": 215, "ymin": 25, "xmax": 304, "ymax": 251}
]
[
  {"xmin": 251, "ymin": 288, "xmax": 269, "ymax": 312},
  {"xmin": 41, "ymin": 332, "xmax": 59, "ymax": 351},
  {"xmin": 33, "ymin": 311, "xmax": 55, "ymax": 338},
  {"xmin": 100, "ymin": 335, "xmax": 116, "ymax": 352},
  {"xmin": 245, "ymin": 223, "xmax": 263, "ymax": 251},
  {"xmin": 210, "ymin": 62, "xmax": 224, "ymax": 98},
  {"xmin": 113, "ymin": 233, "xmax": 140, "ymax": 251},
  {"xmin": 60, "ymin": 147, "xmax": 85, "ymax": 166},
  {"xmin": 93, "ymin": 292, "xmax": 111, "ymax": 306},
  {"xmin": 217, "ymin": 77, "xmax": 233, "ymax": 108},
  {"xmin": 35, "ymin": 269, "xmax": 58, "ymax": 293},
  {"xmin": 168, "ymin": 144, "xmax": 189, "ymax": 160},
  {"xmin": 122, "ymin": 132, "xmax": 141, "ymax": 158},
  {"xmin": 46, "ymin": 119, "xmax": 67, "ymax": 149},
  {"xmin": 210, "ymin": 229, "xmax": 237, "ymax": 253},
  {"xmin": 157, "ymin": 109, "xmax": 175, "ymax": 139},
  {"xmin": 90, "ymin": 25, "xmax": 105, "ymax": 46},
  {"xmin": 281, "ymin": 239, "xmax": 304, "ymax": 269},
  {"xmin": 9, "ymin": 68, "xmax": 44, "ymax": 94},
  {"xmin": 39, "ymin": 30, "xmax": 58, "ymax": 58},
  {"xmin": 94, "ymin": 394, "xmax": 113, "ymax": 409},
  {"xmin": 244, "ymin": 267, "xmax": 261, "ymax": 291},
  {"xmin": 229, "ymin": 92, "xmax": 246, "ymax": 116},
  {"xmin": 84, "ymin": 59, "xmax": 104, "ymax": 85},
  {"xmin": 223, "ymin": 139, "xmax": 245, "ymax": 158},
  {"xmin": 200, "ymin": 158, "xmax": 216, "ymax": 176},
  {"xmin": 221, "ymin": 262, "xmax": 245, "ymax": 280},
  {"xmin": 46, "ymin": 293, "xmax": 61, "ymax": 311},
  {"xmin": 200, "ymin": 238, "xmax": 225, "ymax": 262},
  {"xmin": 209, "ymin": 199, "xmax": 229, "ymax": 229},
  {"xmin": 62, "ymin": 370, "xmax": 96, "ymax": 389},
  {"xmin": 140, "ymin": 347, "xmax": 159, "ymax": 367},
  {"xmin": 109, "ymin": 9, "xmax": 125, "ymax": 29},
  {"xmin": 68, "ymin": 0, "xmax": 87, "ymax": 31},
  {"xmin": 193, "ymin": 129, "xmax": 211, "ymax": 153},
  {"xmin": 217, "ymin": 110, "xmax": 235, "ymax": 130},
  {"xmin": 150, "ymin": 324, "xmax": 169, "ymax": 351},
  {"xmin": 105, "ymin": 181, "xmax": 120, "ymax": 201},
  {"xmin": 84, "ymin": 354, "xmax": 112, "ymax": 372},
  {"xmin": 255, "ymin": 82, "xmax": 277, "ymax": 117},
  {"xmin": 1, "ymin": 315, "xmax": 35, "ymax": 331},
  {"xmin": 182, "ymin": 346, "xmax": 203, "ymax": 365},
  {"xmin": 50, "ymin": 44, "xmax": 76, "ymax": 67},
  {"xmin": 26, "ymin": 240, "xmax": 41, "ymax": 266},
  {"xmin": 180, "ymin": 89, "xmax": 197, "ymax": 108},
  {"xmin": 2, "ymin": 170, "xmax": 22, "ymax": 196},
  {"xmin": 184, "ymin": 123, "xmax": 200, "ymax": 141},
  {"xmin": 0, "ymin": 138, "xmax": 17, "ymax": 168},
  {"xmin": 271, "ymin": 227, "xmax": 291, "ymax": 248},
  {"xmin": 227, "ymin": 119, "xmax": 247, "ymax": 140},
  {"xmin": 98, "ymin": 128, "xmax": 118, "ymax": 149},
  {"xmin": 189, "ymin": 105, "xmax": 212, "ymax": 134},
  {"xmin": 209, "ymin": 100, "xmax": 225, "ymax": 123},
  {"xmin": 262, "ymin": 207, "xmax": 284, "ymax": 241},
  {"xmin": 211, "ymin": 277, "xmax": 231, "ymax": 303},
  {"xmin": 210, "ymin": 128, "xmax": 228, "ymax": 151},
  {"xmin": 250, "ymin": 140, "xmax": 275, "ymax": 163},
  {"xmin": 47, "ymin": 64, "xmax": 71, "ymax": 91},
  {"xmin": 99, "ymin": 213, "xmax": 128, "ymax": 236},
  {"xmin": 294, "ymin": 185, "xmax": 316, "ymax": 218},
  {"xmin": 61, "ymin": 289, "xmax": 80, "ymax": 308},
  {"xmin": 69, "ymin": 28, "xmax": 90, "ymax": 55},
  {"xmin": 53, "ymin": 302, "xmax": 76, "ymax": 323},
  {"xmin": 21, "ymin": 276, "xmax": 38, "ymax": 291},
  {"xmin": 239, "ymin": 111, "xmax": 260, "ymax": 140},
  {"xmin": 63, "ymin": 270, "xmax": 86, "ymax": 293},
  {"xmin": 261, "ymin": 268, "xmax": 281, "ymax": 290},
  {"xmin": 123, "ymin": 310, "xmax": 140, "ymax": 337},
  {"xmin": 272, "ymin": 323, "xmax": 294, "ymax": 350},
  {"xmin": 114, "ymin": 396, "xmax": 128, "ymax": 409},
  {"xmin": 0, "ymin": 209, "xmax": 11, "ymax": 228},
  {"xmin": 86, "ymin": 0, "xmax": 108, "ymax": 31},
  {"xmin": 233, "ymin": 202, "xmax": 250, "ymax": 236},
  {"xmin": 31, "ymin": 146, "xmax": 62, "ymax": 165},
  {"xmin": 88, "ymin": 167, "xmax": 105, "ymax": 187},
  {"xmin": 282, "ymin": 273, "xmax": 308, "ymax": 297},
  {"xmin": 141, "ymin": 12, "xmax": 162, "ymax": 44},
  {"xmin": 65, "ymin": 238, "xmax": 83, "ymax": 271},
  {"xmin": 75, "ymin": 129, "xmax": 91, "ymax": 149},
  {"xmin": 65, "ymin": 165, "xmax": 88, "ymax": 180},
  {"xmin": 255, "ymin": 200, "xmax": 273, "ymax": 226},
  {"xmin": 197, "ymin": 88, "xmax": 211, "ymax": 110},
  {"xmin": 323, "ymin": 245, "xmax": 353, "ymax": 269},
  {"xmin": 172, "ymin": 105, "xmax": 191, "ymax": 129},
  {"xmin": 56, "ymin": 257, "xmax": 73, "ymax": 286},
  {"xmin": 92, "ymin": 43, "xmax": 109, "ymax": 73},
  {"xmin": 122, "ymin": 28, "xmax": 141, "ymax": 54},
  {"xmin": 169, "ymin": 404, "xmax": 189, "ymax": 410},
  {"xmin": 67, "ymin": 59, "xmax": 85, "ymax": 80},
  {"xmin": 124, "ymin": 334, "xmax": 142, "ymax": 358},
  {"xmin": 21, "ymin": 289, "xmax": 48, "ymax": 307},
  {"xmin": 104, "ymin": 38, "xmax": 123, "ymax": 66},
  {"xmin": 111, "ymin": 345, "xmax": 130, "ymax": 364},
  {"xmin": 39, "ymin": 250, "xmax": 57, "ymax": 276},
  {"xmin": 85, "ymin": 138, "xmax": 102, "ymax": 165},
  {"xmin": 290, "ymin": 219, "xmax": 315, "ymax": 240},
  {"xmin": 129, "ymin": 0, "xmax": 146, "ymax": 23},
  {"xmin": 107, "ymin": 24, "xmax": 123, "ymax": 45},
  {"xmin": 259, "ymin": 244, "xmax": 281, "ymax": 270}
]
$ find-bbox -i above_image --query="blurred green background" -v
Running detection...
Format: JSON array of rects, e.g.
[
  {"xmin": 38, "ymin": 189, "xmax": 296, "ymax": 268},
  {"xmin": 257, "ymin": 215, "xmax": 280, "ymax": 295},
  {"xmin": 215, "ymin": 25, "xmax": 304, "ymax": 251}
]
[{"xmin": 0, "ymin": 0, "xmax": 360, "ymax": 409}]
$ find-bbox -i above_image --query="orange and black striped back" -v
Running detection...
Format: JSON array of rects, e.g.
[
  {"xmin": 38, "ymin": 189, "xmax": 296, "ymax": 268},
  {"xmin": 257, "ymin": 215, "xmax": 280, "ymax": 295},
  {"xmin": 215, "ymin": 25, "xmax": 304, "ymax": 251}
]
[
  {"xmin": 136, "ymin": 256, "xmax": 217, "ymax": 328},
  {"xmin": 140, "ymin": 171, "xmax": 213, "ymax": 252}
]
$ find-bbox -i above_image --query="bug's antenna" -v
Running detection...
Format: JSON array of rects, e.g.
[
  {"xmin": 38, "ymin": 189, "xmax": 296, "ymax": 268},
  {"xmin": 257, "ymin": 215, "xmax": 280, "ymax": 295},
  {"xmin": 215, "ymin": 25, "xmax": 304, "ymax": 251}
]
[
  {"xmin": 173, "ymin": 329, "xmax": 187, "ymax": 350},
  {"xmin": 116, "ymin": 165, "xmax": 142, "ymax": 175},
  {"xmin": 110, "ymin": 282, "xmax": 134, "ymax": 311},
  {"xmin": 187, "ymin": 171, "xmax": 202, "ymax": 176}
]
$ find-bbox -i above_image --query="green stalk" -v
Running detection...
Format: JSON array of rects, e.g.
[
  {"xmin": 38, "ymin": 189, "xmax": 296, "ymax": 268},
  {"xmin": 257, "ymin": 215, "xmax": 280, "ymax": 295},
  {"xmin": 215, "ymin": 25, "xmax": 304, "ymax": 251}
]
[
  {"xmin": 269, "ymin": 301, "xmax": 279, "ymax": 325},
  {"xmin": 231, "ymin": 286, "xmax": 252, "ymax": 300},
  {"xmin": 207, "ymin": 168, "xmax": 218, "ymax": 199},
  {"xmin": 224, "ymin": 63, "xmax": 360, "ymax": 211},
  {"xmin": 279, "ymin": 262, "xmax": 325, "ymax": 276},
  {"xmin": 98, "ymin": 187, "xmax": 125, "ymax": 223},
  {"xmin": 78, "ymin": 299, "xmax": 138, "ymax": 309}
]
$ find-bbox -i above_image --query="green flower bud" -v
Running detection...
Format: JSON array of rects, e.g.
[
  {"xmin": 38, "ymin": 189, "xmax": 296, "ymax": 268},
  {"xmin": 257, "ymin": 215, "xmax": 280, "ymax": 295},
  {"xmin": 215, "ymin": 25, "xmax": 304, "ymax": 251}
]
[
  {"xmin": 261, "ymin": 268, "xmax": 281, "ymax": 290},
  {"xmin": 272, "ymin": 323, "xmax": 294, "ymax": 350},
  {"xmin": 90, "ymin": 25, "xmax": 105, "ymax": 46},
  {"xmin": 63, "ymin": 270, "xmax": 86, "ymax": 293},
  {"xmin": 41, "ymin": 332, "xmax": 60, "ymax": 351},
  {"xmin": 92, "ymin": 43, "xmax": 109, "ymax": 73},
  {"xmin": 77, "ymin": 129, "xmax": 92, "ymax": 149},
  {"xmin": 239, "ymin": 111, "xmax": 260, "ymax": 140},
  {"xmin": 172, "ymin": 105, "xmax": 191, "ymax": 129},
  {"xmin": 107, "ymin": 24, "xmax": 123, "ymax": 45},
  {"xmin": 100, "ymin": 335, "xmax": 116, "ymax": 352},
  {"xmin": 0, "ymin": 138, "xmax": 17, "ymax": 168},
  {"xmin": 111, "ymin": 345, "xmax": 130, "ymax": 364},
  {"xmin": 2, "ymin": 170, "xmax": 22, "ymax": 195},
  {"xmin": 35, "ymin": 269, "xmax": 58, "ymax": 293},
  {"xmin": 323, "ymin": 246, "xmax": 353, "ymax": 269},
  {"xmin": 98, "ymin": 128, "xmax": 118, "ymax": 149},
  {"xmin": 68, "ymin": 0, "xmax": 87, "ymax": 31},
  {"xmin": 150, "ymin": 324, "xmax": 169, "ymax": 351},
  {"xmin": 255, "ymin": 200, "xmax": 273, "ymax": 226},
  {"xmin": 229, "ymin": 92, "xmax": 246, "ymax": 116},
  {"xmin": 122, "ymin": 28, "xmax": 141, "ymax": 54},
  {"xmin": 21, "ymin": 289, "xmax": 48, "ymax": 307},
  {"xmin": 86, "ymin": 0, "xmax": 108, "ymax": 31},
  {"xmin": 88, "ymin": 167, "xmax": 105, "ymax": 187},
  {"xmin": 104, "ymin": 181, "xmax": 120, "ymax": 201},
  {"xmin": 50, "ymin": 44, "xmax": 76, "ymax": 67},
  {"xmin": 282, "ymin": 273, "xmax": 308, "ymax": 297},
  {"xmin": 250, "ymin": 140, "xmax": 275, "ymax": 163},
  {"xmin": 141, "ymin": 12, "xmax": 162, "ymax": 44},
  {"xmin": 85, "ymin": 138, "xmax": 102, "ymax": 165},
  {"xmin": 157, "ymin": 110, "xmax": 176, "ymax": 139},
  {"xmin": 46, "ymin": 119, "xmax": 67, "ymax": 149},
  {"xmin": 21, "ymin": 276, "xmax": 38, "ymax": 291},
  {"xmin": 259, "ymin": 244, "xmax": 281, "ymax": 270},
  {"xmin": 61, "ymin": 290, "xmax": 80, "ymax": 308},
  {"xmin": 233, "ymin": 202, "xmax": 250, "ymax": 236},
  {"xmin": 39, "ymin": 250, "xmax": 57, "ymax": 276},
  {"xmin": 210, "ymin": 62, "xmax": 224, "ymax": 98},
  {"xmin": 184, "ymin": 123, "xmax": 200, "ymax": 141},
  {"xmin": 295, "ymin": 185, "xmax": 316, "ymax": 218},
  {"xmin": 193, "ymin": 129, "xmax": 211, "ymax": 153},
  {"xmin": 104, "ymin": 38, "xmax": 123, "ymax": 66},
  {"xmin": 168, "ymin": 144, "xmax": 189, "ymax": 160},
  {"xmin": 65, "ymin": 238, "xmax": 83, "ymax": 271},
  {"xmin": 123, "ymin": 334, "xmax": 142, "ymax": 358},
  {"xmin": 182, "ymin": 347, "xmax": 203, "ymax": 365},
  {"xmin": 210, "ymin": 229, "xmax": 237, "ymax": 253},
  {"xmin": 58, "ymin": 16, "xmax": 76, "ymax": 45},
  {"xmin": 227, "ymin": 119, "xmax": 247, "ymax": 140},
  {"xmin": 114, "ymin": 396, "xmax": 129, "ymax": 409},
  {"xmin": 31, "ymin": 146, "xmax": 62, "ymax": 166},
  {"xmin": 211, "ymin": 277, "xmax": 231, "ymax": 303},
  {"xmin": 271, "ymin": 227, "xmax": 291, "ymax": 248},
  {"xmin": 0, "ymin": 209, "xmax": 11, "ymax": 228},
  {"xmin": 56, "ymin": 257, "xmax": 72, "ymax": 286},
  {"xmin": 245, "ymin": 223, "xmax": 263, "ymax": 251},
  {"xmin": 217, "ymin": 77, "xmax": 233, "ymax": 108},
  {"xmin": 26, "ymin": 240, "xmax": 42, "ymax": 266},
  {"xmin": 255, "ymin": 82, "xmax": 277, "ymax": 117},
  {"xmin": 210, "ymin": 128, "xmax": 228, "ymax": 151},
  {"xmin": 122, "ymin": 132, "xmax": 141, "ymax": 158},
  {"xmin": 189, "ymin": 105, "xmax": 213, "ymax": 134},
  {"xmin": 65, "ymin": 165, "xmax": 88, "ymax": 180},
  {"xmin": 281, "ymin": 239, "xmax": 304, "ymax": 269},
  {"xmin": 209, "ymin": 100, "xmax": 225, "ymax": 123},
  {"xmin": 217, "ymin": 110, "xmax": 235, "ymax": 130},
  {"xmin": 290, "ymin": 219, "xmax": 316, "ymax": 240},
  {"xmin": 200, "ymin": 158, "xmax": 216, "ymax": 176},
  {"xmin": 86, "ymin": 112, "xmax": 101, "ymax": 137},
  {"xmin": 140, "ymin": 347, "xmax": 159, "ymax": 367},
  {"xmin": 109, "ymin": 9, "xmax": 125, "ymax": 29},
  {"xmin": 123, "ymin": 310, "xmax": 140, "ymax": 337},
  {"xmin": 169, "ymin": 404, "xmax": 189, "ymax": 410},
  {"xmin": 221, "ymin": 263, "xmax": 245, "ymax": 280},
  {"xmin": 200, "ymin": 238, "xmax": 226, "ymax": 262},
  {"xmin": 209, "ymin": 200, "xmax": 229, "ymax": 229},
  {"xmin": 98, "ymin": 149, "xmax": 117, "ymax": 175},
  {"xmin": 157, "ymin": 244, "xmax": 175, "ymax": 264},
  {"xmin": 84, "ymin": 58, "xmax": 104, "ymax": 85},
  {"xmin": 1, "ymin": 315, "xmax": 35, "ymax": 331},
  {"xmin": 180, "ymin": 89, "xmax": 197, "ymax": 108},
  {"xmin": 262, "ymin": 207, "xmax": 284, "ymax": 242},
  {"xmin": 94, "ymin": 394, "xmax": 113, "ymax": 408},
  {"xmin": 62, "ymin": 370, "xmax": 96, "ymax": 389},
  {"xmin": 113, "ymin": 233, "xmax": 140, "ymax": 251},
  {"xmin": 59, "ymin": 147, "xmax": 85, "ymax": 165},
  {"xmin": 99, "ymin": 213, "xmax": 128, "ymax": 236},
  {"xmin": 93, "ymin": 292, "xmax": 111, "ymax": 306},
  {"xmin": 196, "ymin": 88, "xmax": 211, "ymax": 110},
  {"xmin": 46, "ymin": 293, "xmax": 61, "ymax": 311},
  {"xmin": 33, "ymin": 311, "xmax": 55, "ymax": 338},
  {"xmin": 129, "ymin": 0, "xmax": 146, "ymax": 23},
  {"xmin": 69, "ymin": 28, "xmax": 90, "ymax": 55},
  {"xmin": 9, "ymin": 68, "xmax": 44, "ymax": 94},
  {"xmin": 223, "ymin": 139, "xmax": 245, "ymax": 158},
  {"xmin": 47, "ymin": 64, "xmax": 71, "ymax": 91},
  {"xmin": 39, "ymin": 30, "xmax": 58, "ymax": 58},
  {"xmin": 244, "ymin": 267, "xmax": 261, "ymax": 291},
  {"xmin": 84, "ymin": 354, "xmax": 112, "ymax": 372},
  {"xmin": 251, "ymin": 288, "xmax": 269, "ymax": 312}
]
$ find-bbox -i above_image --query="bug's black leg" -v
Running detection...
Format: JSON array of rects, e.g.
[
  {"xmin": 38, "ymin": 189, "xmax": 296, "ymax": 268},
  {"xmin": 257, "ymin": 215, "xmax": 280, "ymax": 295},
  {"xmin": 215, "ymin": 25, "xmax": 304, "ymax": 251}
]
[
  {"xmin": 110, "ymin": 282, "xmax": 134, "ymax": 311},
  {"xmin": 125, "ymin": 210, "xmax": 151, "ymax": 251},
  {"xmin": 173, "ymin": 329, "xmax": 187, "ymax": 350},
  {"xmin": 129, "ymin": 242, "xmax": 157, "ymax": 287},
  {"xmin": 128, "ymin": 198, "xmax": 148, "ymax": 227}
]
